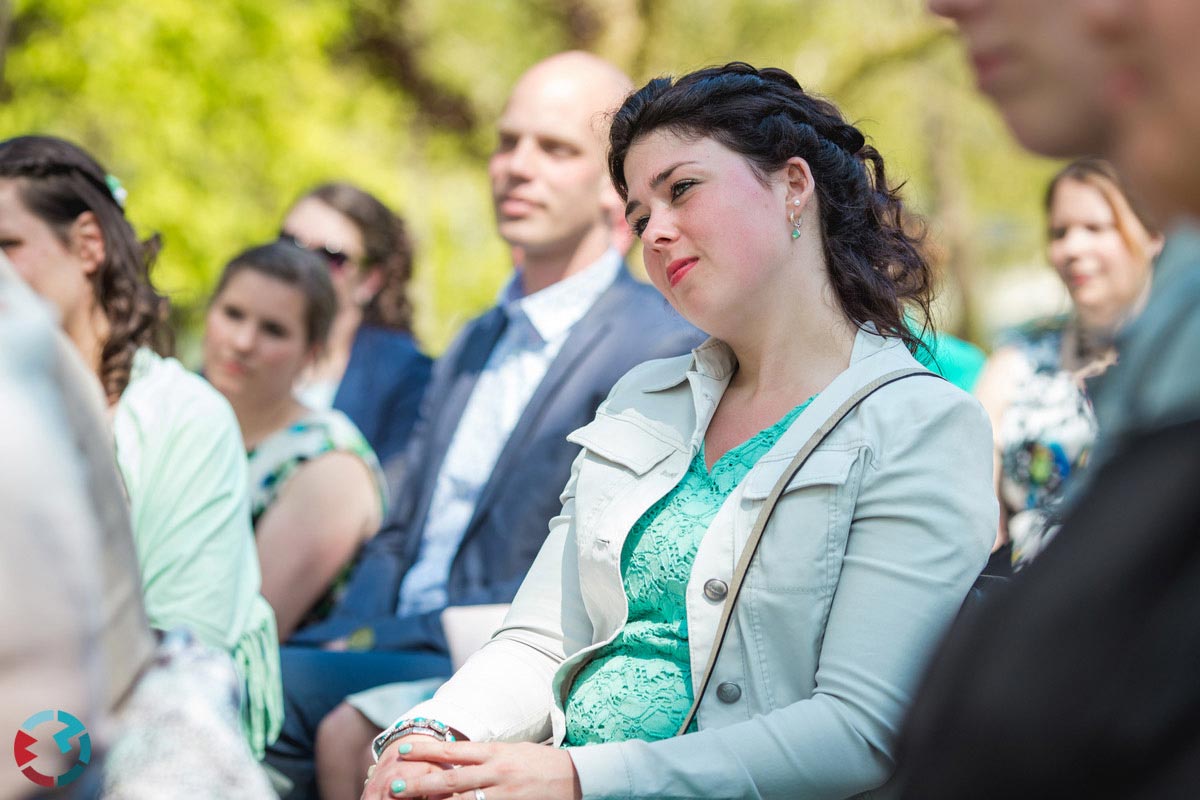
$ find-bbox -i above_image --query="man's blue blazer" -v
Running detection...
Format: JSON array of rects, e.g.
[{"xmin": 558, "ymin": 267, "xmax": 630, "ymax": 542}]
[{"xmin": 291, "ymin": 268, "xmax": 705, "ymax": 652}]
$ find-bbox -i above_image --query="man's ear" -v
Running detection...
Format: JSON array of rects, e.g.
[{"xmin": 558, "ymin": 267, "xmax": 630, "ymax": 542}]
[
  {"xmin": 1147, "ymin": 233, "xmax": 1165, "ymax": 261},
  {"xmin": 69, "ymin": 211, "xmax": 107, "ymax": 275},
  {"xmin": 599, "ymin": 180, "xmax": 634, "ymax": 256},
  {"xmin": 353, "ymin": 266, "xmax": 386, "ymax": 307}
]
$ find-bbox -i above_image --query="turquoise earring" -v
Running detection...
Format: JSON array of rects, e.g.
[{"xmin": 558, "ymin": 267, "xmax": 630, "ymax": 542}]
[{"xmin": 789, "ymin": 200, "xmax": 803, "ymax": 241}]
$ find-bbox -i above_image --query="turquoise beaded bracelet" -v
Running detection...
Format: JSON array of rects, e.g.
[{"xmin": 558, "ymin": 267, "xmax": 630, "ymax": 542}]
[{"xmin": 371, "ymin": 717, "xmax": 457, "ymax": 761}]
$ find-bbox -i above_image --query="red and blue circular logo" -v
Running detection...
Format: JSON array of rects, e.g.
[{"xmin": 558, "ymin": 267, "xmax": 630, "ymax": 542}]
[{"xmin": 12, "ymin": 710, "xmax": 90, "ymax": 788}]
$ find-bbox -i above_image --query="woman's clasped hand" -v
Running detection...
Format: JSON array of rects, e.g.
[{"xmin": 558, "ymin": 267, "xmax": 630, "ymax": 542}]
[{"xmin": 363, "ymin": 737, "xmax": 582, "ymax": 800}]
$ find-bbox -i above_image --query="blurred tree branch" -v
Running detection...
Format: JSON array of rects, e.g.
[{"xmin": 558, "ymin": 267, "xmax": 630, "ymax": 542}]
[
  {"xmin": 826, "ymin": 26, "xmax": 953, "ymax": 97},
  {"xmin": 341, "ymin": 0, "xmax": 478, "ymax": 135},
  {"xmin": 530, "ymin": 0, "xmax": 603, "ymax": 49},
  {"xmin": 0, "ymin": 0, "xmax": 12, "ymax": 102}
]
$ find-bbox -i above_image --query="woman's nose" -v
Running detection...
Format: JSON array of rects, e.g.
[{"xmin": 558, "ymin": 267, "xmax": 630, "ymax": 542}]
[
  {"xmin": 643, "ymin": 212, "xmax": 678, "ymax": 248},
  {"xmin": 230, "ymin": 321, "xmax": 256, "ymax": 351}
]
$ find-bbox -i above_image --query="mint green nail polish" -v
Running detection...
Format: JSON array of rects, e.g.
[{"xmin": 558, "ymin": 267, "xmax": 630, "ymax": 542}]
[
  {"xmin": 398, "ymin": 742, "xmax": 413, "ymax": 755},
  {"xmin": 390, "ymin": 778, "xmax": 406, "ymax": 795}
]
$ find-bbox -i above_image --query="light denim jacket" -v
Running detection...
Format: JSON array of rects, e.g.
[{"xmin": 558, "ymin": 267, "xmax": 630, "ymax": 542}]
[{"xmin": 403, "ymin": 329, "xmax": 997, "ymax": 799}]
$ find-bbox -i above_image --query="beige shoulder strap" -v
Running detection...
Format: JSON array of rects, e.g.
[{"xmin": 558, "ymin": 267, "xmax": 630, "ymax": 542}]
[{"xmin": 676, "ymin": 367, "xmax": 937, "ymax": 735}]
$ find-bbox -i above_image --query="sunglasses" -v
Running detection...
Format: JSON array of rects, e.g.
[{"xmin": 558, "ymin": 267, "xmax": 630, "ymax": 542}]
[{"xmin": 278, "ymin": 231, "xmax": 359, "ymax": 270}]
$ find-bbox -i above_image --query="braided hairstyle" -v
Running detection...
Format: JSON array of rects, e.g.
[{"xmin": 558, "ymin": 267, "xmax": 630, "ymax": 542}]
[
  {"xmin": 609, "ymin": 62, "xmax": 933, "ymax": 353},
  {"xmin": 298, "ymin": 182, "xmax": 415, "ymax": 335},
  {"xmin": 0, "ymin": 135, "xmax": 170, "ymax": 402}
]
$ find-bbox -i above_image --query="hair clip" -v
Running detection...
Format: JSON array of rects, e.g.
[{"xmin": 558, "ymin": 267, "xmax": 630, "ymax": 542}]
[{"xmin": 105, "ymin": 173, "xmax": 127, "ymax": 209}]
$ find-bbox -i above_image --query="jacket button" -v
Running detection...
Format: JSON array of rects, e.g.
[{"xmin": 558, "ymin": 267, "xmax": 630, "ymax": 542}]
[
  {"xmin": 716, "ymin": 682, "xmax": 741, "ymax": 703},
  {"xmin": 703, "ymin": 579, "xmax": 728, "ymax": 602}
]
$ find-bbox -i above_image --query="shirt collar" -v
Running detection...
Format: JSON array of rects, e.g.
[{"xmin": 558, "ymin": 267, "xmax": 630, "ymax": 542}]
[{"xmin": 499, "ymin": 248, "xmax": 622, "ymax": 343}]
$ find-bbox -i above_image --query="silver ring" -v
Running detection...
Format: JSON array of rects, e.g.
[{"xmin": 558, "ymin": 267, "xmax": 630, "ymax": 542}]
[{"xmin": 474, "ymin": 789, "xmax": 486, "ymax": 800}]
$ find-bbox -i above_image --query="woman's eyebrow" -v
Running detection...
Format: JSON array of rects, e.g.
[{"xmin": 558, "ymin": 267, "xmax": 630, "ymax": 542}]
[{"xmin": 624, "ymin": 160, "xmax": 699, "ymax": 218}]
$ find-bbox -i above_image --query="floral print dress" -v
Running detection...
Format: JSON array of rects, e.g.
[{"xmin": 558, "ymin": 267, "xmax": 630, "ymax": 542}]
[
  {"xmin": 997, "ymin": 319, "xmax": 1098, "ymax": 569},
  {"xmin": 247, "ymin": 408, "xmax": 388, "ymax": 626}
]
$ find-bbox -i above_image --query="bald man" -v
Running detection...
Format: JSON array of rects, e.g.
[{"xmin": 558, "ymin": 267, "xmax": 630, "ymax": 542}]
[{"xmin": 265, "ymin": 52, "xmax": 702, "ymax": 797}]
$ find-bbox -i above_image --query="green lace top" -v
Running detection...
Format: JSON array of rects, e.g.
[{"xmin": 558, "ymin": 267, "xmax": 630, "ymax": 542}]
[{"xmin": 562, "ymin": 396, "xmax": 816, "ymax": 746}]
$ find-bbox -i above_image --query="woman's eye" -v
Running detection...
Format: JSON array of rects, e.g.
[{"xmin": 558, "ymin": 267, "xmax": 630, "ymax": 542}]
[
  {"xmin": 222, "ymin": 305, "xmax": 245, "ymax": 321},
  {"xmin": 670, "ymin": 179, "xmax": 696, "ymax": 201},
  {"xmin": 262, "ymin": 322, "xmax": 289, "ymax": 339},
  {"xmin": 631, "ymin": 215, "xmax": 649, "ymax": 238}
]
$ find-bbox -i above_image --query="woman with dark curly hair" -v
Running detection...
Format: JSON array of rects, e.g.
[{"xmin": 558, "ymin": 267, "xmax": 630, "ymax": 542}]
[
  {"xmin": 281, "ymin": 183, "xmax": 432, "ymax": 470},
  {"xmin": 363, "ymin": 63, "xmax": 996, "ymax": 800},
  {"xmin": 0, "ymin": 134, "xmax": 282, "ymax": 759}
]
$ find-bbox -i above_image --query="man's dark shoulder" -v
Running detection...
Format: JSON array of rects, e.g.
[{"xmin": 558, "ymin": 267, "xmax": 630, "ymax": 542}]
[{"xmin": 898, "ymin": 417, "xmax": 1200, "ymax": 800}]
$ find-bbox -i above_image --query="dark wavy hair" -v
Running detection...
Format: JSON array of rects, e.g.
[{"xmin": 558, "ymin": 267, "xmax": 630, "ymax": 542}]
[
  {"xmin": 609, "ymin": 62, "xmax": 934, "ymax": 353},
  {"xmin": 0, "ymin": 135, "xmax": 171, "ymax": 402},
  {"xmin": 294, "ymin": 182, "xmax": 415, "ymax": 334},
  {"xmin": 211, "ymin": 240, "xmax": 337, "ymax": 348}
]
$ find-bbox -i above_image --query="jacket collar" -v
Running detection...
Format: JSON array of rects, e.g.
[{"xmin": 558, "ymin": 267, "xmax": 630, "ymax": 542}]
[
  {"xmin": 628, "ymin": 324, "xmax": 919, "ymax": 455},
  {"xmin": 641, "ymin": 323, "xmax": 896, "ymax": 395}
]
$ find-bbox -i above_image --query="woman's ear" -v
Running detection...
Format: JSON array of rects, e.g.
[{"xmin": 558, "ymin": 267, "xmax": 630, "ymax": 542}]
[
  {"xmin": 783, "ymin": 156, "xmax": 816, "ymax": 214},
  {"xmin": 353, "ymin": 266, "xmax": 385, "ymax": 307},
  {"xmin": 69, "ymin": 211, "xmax": 107, "ymax": 275}
]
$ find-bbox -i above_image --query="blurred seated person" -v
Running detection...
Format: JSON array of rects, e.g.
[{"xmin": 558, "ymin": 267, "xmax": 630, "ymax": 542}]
[
  {"xmin": 280, "ymin": 183, "xmax": 432, "ymax": 472},
  {"xmin": 205, "ymin": 241, "xmax": 389, "ymax": 641},
  {"xmin": 0, "ymin": 135, "xmax": 282, "ymax": 758},
  {"xmin": 974, "ymin": 158, "xmax": 1160, "ymax": 570},
  {"xmin": 0, "ymin": 252, "xmax": 144, "ymax": 797},
  {"xmin": 265, "ymin": 51, "xmax": 705, "ymax": 799}
]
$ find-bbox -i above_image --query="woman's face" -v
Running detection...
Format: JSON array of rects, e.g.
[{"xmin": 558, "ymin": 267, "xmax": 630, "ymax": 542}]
[
  {"xmin": 281, "ymin": 197, "xmax": 368, "ymax": 315},
  {"xmin": 204, "ymin": 269, "xmax": 314, "ymax": 407},
  {"xmin": 622, "ymin": 131, "xmax": 790, "ymax": 334},
  {"xmin": 0, "ymin": 178, "xmax": 96, "ymax": 323},
  {"xmin": 1047, "ymin": 177, "xmax": 1151, "ymax": 325}
]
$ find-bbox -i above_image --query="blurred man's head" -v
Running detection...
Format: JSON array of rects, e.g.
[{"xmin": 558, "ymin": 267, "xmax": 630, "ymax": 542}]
[
  {"xmin": 488, "ymin": 51, "xmax": 633, "ymax": 275},
  {"xmin": 930, "ymin": 0, "xmax": 1200, "ymax": 223},
  {"xmin": 1080, "ymin": 0, "xmax": 1200, "ymax": 221},
  {"xmin": 928, "ymin": 0, "xmax": 1115, "ymax": 158}
]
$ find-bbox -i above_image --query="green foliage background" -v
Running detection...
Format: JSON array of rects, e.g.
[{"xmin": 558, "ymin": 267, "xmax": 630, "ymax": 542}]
[{"xmin": 0, "ymin": 0, "xmax": 1058, "ymax": 359}]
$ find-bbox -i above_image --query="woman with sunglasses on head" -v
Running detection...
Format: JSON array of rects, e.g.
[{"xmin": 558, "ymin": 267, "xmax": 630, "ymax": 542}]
[
  {"xmin": 0, "ymin": 134, "xmax": 282, "ymax": 759},
  {"xmin": 362, "ymin": 63, "xmax": 997, "ymax": 800},
  {"xmin": 204, "ymin": 241, "xmax": 388, "ymax": 642},
  {"xmin": 280, "ymin": 183, "xmax": 432, "ymax": 472}
]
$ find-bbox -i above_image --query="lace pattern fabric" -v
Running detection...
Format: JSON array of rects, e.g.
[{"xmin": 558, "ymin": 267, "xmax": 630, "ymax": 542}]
[{"xmin": 563, "ymin": 396, "xmax": 815, "ymax": 746}]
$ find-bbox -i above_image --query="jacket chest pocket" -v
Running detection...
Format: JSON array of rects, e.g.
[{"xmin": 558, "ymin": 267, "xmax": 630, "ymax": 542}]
[
  {"xmin": 739, "ymin": 447, "xmax": 864, "ymax": 593},
  {"xmin": 567, "ymin": 413, "xmax": 681, "ymax": 570}
]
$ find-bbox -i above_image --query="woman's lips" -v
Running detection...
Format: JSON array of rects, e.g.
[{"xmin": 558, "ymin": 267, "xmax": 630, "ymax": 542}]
[
  {"xmin": 497, "ymin": 195, "xmax": 539, "ymax": 218},
  {"xmin": 666, "ymin": 257, "xmax": 698, "ymax": 288},
  {"xmin": 218, "ymin": 359, "xmax": 249, "ymax": 378}
]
